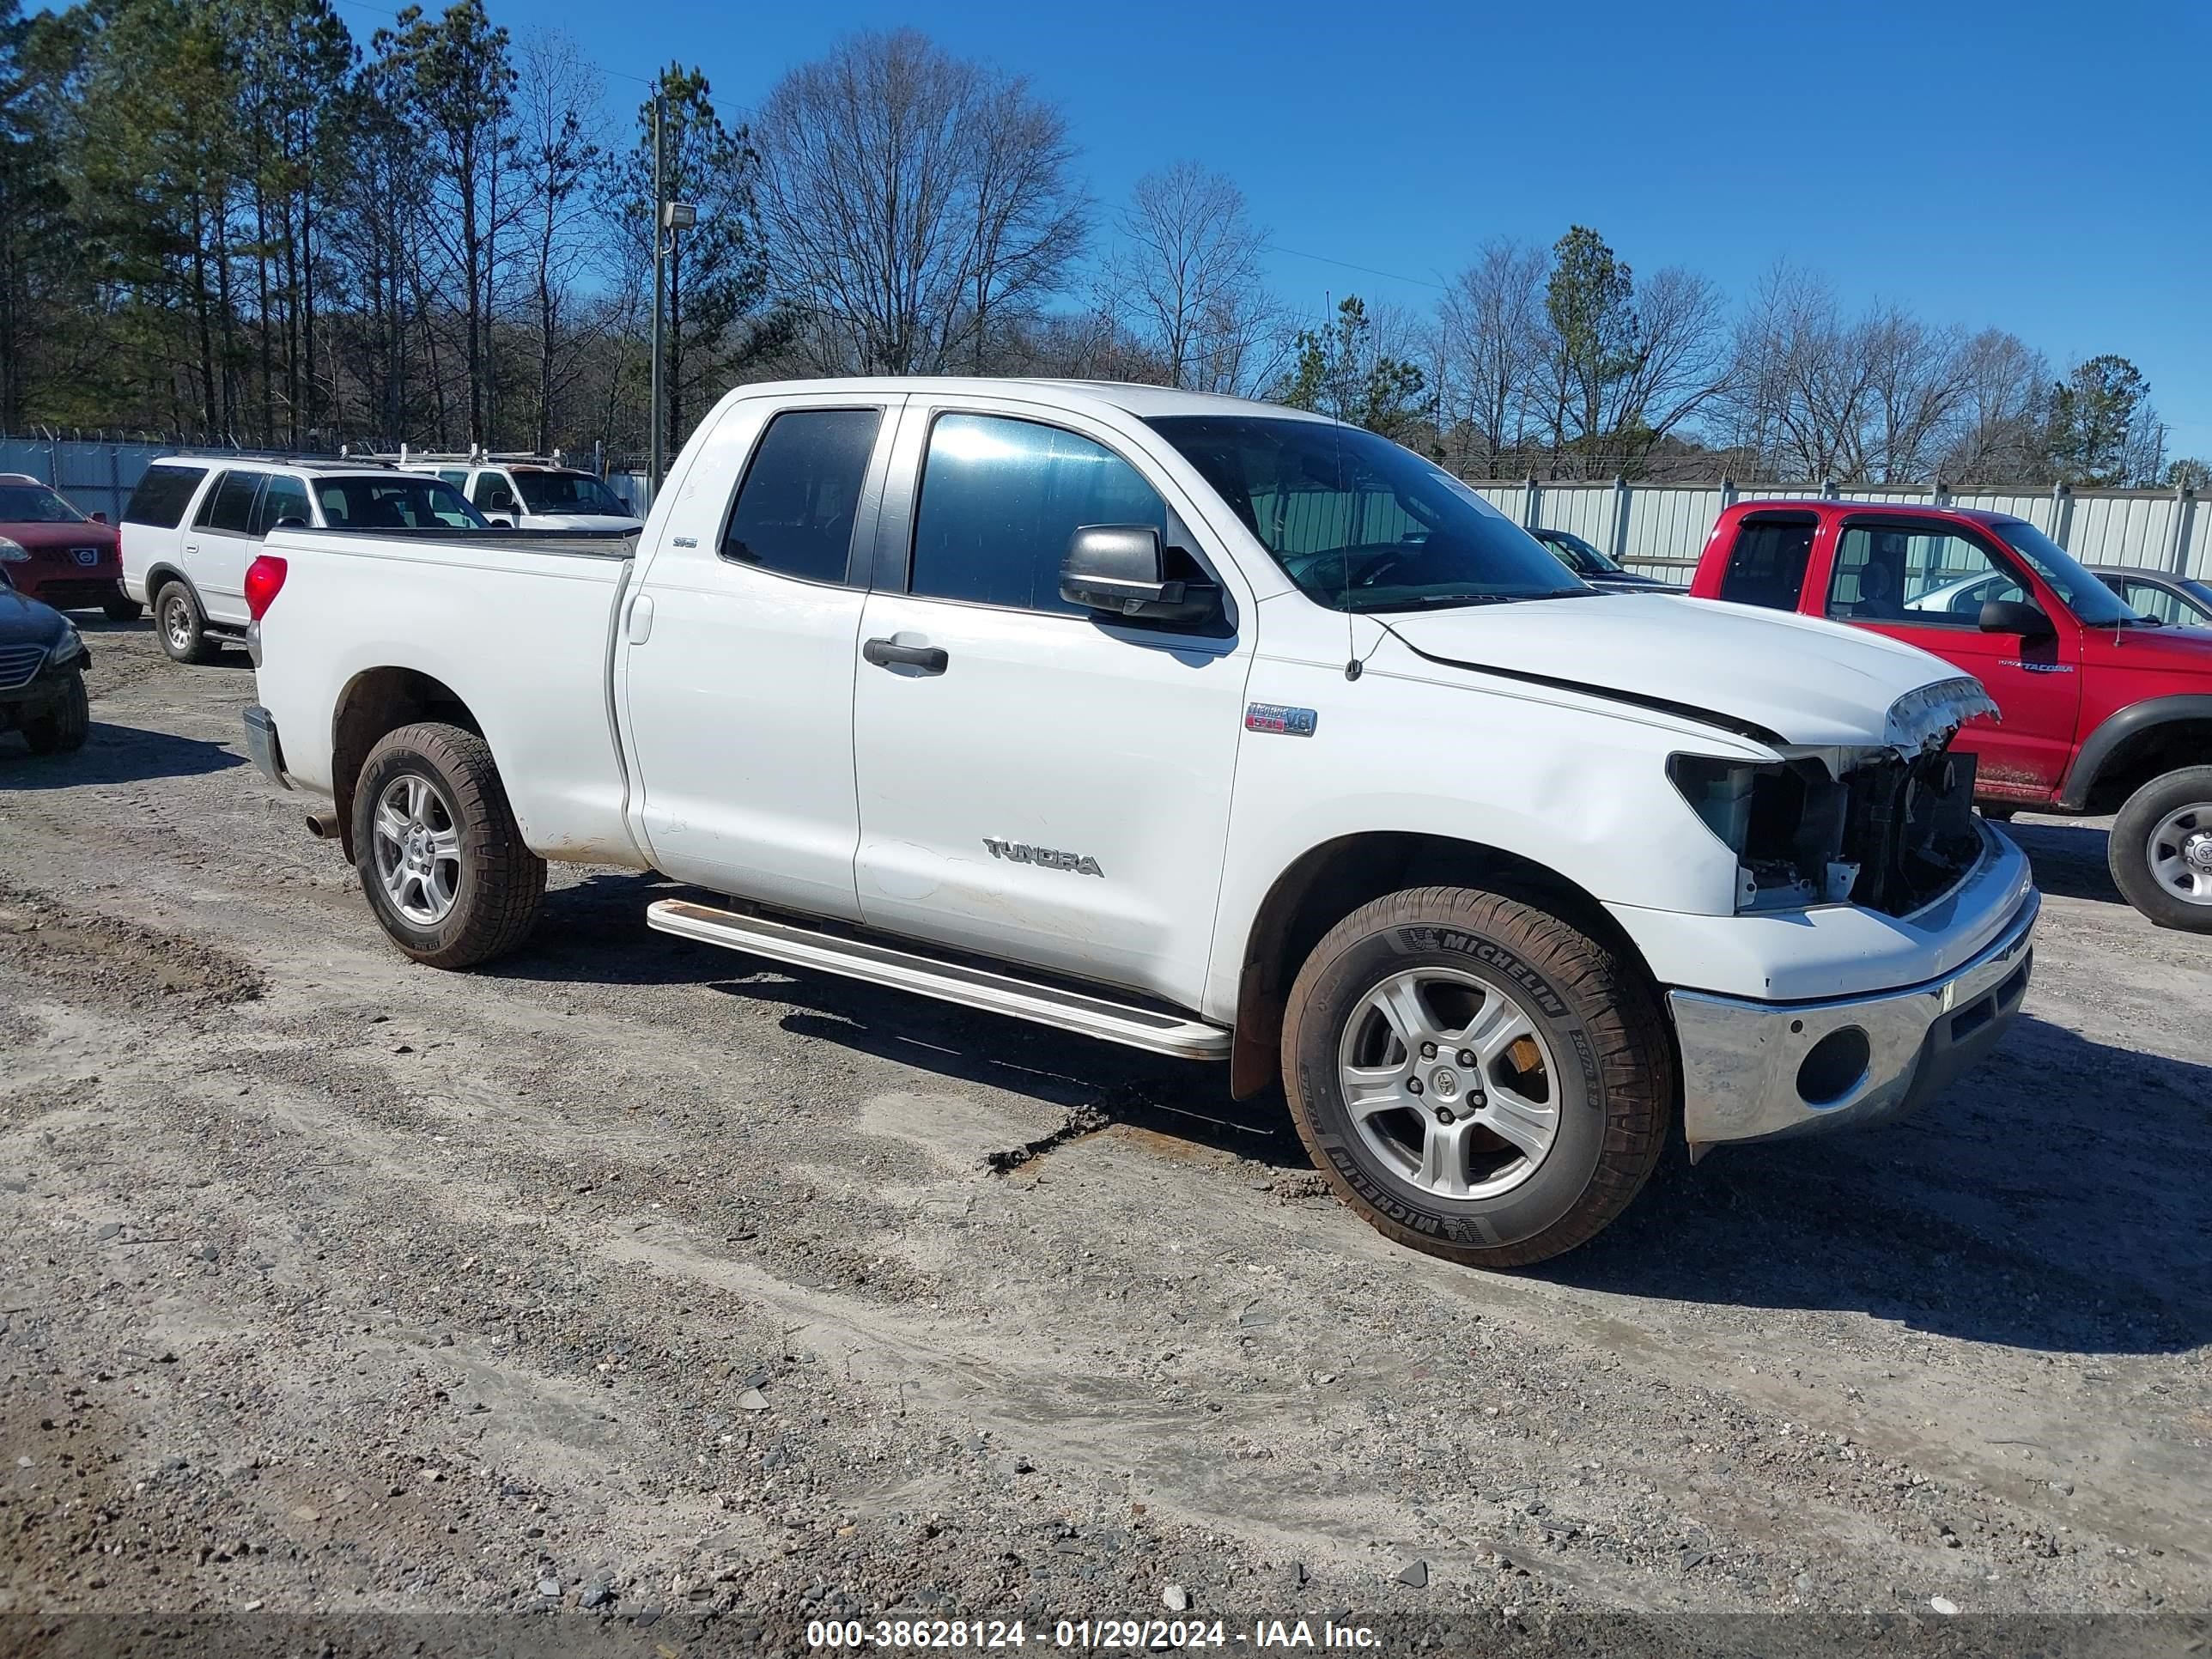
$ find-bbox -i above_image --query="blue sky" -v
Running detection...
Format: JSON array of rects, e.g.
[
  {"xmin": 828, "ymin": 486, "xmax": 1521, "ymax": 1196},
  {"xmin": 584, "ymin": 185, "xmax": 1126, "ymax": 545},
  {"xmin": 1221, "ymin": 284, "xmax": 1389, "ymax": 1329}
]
[{"xmin": 332, "ymin": 0, "xmax": 2211, "ymax": 459}]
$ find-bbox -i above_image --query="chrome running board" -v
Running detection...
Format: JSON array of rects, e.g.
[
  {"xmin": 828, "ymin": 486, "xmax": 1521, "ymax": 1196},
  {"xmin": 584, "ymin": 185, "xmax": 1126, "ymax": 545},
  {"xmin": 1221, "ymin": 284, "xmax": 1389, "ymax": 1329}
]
[{"xmin": 647, "ymin": 899, "xmax": 1232, "ymax": 1062}]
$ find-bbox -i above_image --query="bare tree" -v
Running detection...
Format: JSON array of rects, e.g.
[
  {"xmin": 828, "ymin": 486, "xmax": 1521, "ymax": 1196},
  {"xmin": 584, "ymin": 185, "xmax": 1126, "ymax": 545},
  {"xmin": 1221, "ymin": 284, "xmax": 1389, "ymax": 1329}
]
[
  {"xmin": 512, "ymin": 29, "xmax": 600, "ymax": 454},
  {"xmin": 753, "ymin": 29, "xmax": 1087, "ymax": 375},
  {"xmin": 1103, "ymin": 160, "xmax": 1282, "ymax": 393},
  {"xmin": 1942, "ymin": 329, "xmax": 2049, "ymax": 482},
  {"xmin": 1436, "ymin": 239, "xmax": 1547, "ymax": 475}
]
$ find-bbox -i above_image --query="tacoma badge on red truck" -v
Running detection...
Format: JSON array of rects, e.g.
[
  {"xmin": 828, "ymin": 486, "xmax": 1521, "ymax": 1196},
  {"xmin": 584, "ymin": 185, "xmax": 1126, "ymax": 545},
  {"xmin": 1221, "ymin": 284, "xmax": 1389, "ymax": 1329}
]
[{"xmin": 1692, "ymin": 501, "xmax": 2212, "ymax": 931}]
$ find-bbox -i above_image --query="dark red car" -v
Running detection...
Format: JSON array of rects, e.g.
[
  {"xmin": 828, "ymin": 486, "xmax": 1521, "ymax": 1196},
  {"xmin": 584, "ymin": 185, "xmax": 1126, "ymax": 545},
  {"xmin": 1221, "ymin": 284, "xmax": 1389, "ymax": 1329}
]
[
  {"xmin": 1690, "ymin": 500, "xmax": 2212, "ymax": 931},
  {"xmin": 0, "ymin": 472, "xmax": 134, "ymax": 619}
]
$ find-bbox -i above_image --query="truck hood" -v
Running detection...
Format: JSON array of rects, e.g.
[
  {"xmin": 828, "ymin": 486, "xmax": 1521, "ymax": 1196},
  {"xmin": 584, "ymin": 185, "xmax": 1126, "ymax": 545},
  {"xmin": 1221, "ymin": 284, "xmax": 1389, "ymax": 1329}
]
[{"xmin": 1382, "ymin": 592, "xmax": 1996, "ymax": 751}]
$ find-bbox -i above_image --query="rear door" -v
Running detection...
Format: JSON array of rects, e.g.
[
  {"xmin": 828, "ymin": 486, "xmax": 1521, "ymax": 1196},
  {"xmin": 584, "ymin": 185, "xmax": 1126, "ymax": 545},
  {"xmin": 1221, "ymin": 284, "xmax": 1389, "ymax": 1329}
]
[
  {"xmin": 1822, "ymin": 517, "xmax": 2081, "ymax": 799},
  {"xmin": 847, "ymin": 394, "xmax": 1254, "ymax": 1006},
  {"xmin": 618, "ymin": 392, "xmax": 903, "ymax": 921},
  {"xmin": 186, "ymin": 469, "xmax": 265, "ymax": 624}
]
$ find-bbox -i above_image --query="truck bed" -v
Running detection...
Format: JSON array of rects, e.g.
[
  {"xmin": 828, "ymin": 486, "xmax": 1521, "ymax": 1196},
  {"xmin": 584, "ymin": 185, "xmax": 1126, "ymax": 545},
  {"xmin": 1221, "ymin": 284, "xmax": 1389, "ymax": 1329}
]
[{"xmin": 254, "ymin": 524, "xmax": 645, "ymax": 866}]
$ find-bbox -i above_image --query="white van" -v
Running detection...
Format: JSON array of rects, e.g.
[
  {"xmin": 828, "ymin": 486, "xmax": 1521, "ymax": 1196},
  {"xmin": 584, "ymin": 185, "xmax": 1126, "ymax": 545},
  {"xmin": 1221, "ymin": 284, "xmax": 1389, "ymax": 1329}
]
[
  {"xmin": 120, "ymin": 457, "xmax": 486, "ymax": 663},
  {"xmin": 403, "ymin": 458, "xmax": 642, "ymax": 534}
]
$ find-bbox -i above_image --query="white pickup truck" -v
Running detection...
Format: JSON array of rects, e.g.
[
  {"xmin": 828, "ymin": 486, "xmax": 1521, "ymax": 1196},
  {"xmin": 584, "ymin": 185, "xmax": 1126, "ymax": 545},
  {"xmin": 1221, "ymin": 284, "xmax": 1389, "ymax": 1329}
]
[{"xmin": 240, "ymin": 379, "xmax": 2038, "ymax": 1267}]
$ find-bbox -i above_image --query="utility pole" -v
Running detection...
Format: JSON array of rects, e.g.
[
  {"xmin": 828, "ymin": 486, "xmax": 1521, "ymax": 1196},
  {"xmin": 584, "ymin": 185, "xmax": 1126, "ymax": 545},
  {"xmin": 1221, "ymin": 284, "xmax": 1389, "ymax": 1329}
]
[{"xmin": 648, "ymin": 90, "xmax": 666, "ymax": 497}]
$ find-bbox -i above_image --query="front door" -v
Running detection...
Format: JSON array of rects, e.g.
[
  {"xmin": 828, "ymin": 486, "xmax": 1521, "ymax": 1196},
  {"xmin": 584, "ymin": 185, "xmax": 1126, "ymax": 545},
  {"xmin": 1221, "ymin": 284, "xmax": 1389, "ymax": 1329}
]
[
  {"xmin": 1821, "ymin": 519, "xmax": 2082, "ymax": 800},
  {"xmin": 619, "ymin": 394, "xmax": 903, "ymax": 922},
  {"xmin": 849, "ymin": 398, "xmax": 1253, "ymax": 1007},
  {"xmin": 186, "ymin": 469, "xmax": 264, "ymax": 625}
]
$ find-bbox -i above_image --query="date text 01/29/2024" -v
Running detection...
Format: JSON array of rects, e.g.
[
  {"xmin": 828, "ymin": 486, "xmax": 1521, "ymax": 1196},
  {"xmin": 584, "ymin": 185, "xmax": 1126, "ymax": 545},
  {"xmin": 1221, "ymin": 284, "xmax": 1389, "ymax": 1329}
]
[{"xmin": 804, "ymin": 1618, "xmax": 1382, "ymax": 1650}]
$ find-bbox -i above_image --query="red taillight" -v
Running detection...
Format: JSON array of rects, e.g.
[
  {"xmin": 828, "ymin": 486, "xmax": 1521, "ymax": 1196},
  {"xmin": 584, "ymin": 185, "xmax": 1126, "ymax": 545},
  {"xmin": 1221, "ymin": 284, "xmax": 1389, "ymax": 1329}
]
[{"xmin": 245, "ymin": 555, "xmax": 288, "ymax": 621}]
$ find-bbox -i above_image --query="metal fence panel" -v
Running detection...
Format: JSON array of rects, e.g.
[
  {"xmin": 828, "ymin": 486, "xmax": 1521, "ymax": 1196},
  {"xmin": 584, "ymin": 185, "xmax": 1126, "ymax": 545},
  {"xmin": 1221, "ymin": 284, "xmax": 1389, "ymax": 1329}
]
[{"xmin": 1, "ymin": 437, "xmax": 167, "ymax": 525}]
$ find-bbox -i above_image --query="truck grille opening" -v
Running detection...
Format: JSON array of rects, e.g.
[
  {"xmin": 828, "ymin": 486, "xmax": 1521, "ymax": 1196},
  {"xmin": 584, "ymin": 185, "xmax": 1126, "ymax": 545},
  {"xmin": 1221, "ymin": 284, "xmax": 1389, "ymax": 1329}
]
[
  {"xmin": 1706, "ymin": 745, "xmax": 1982, "ymax": 917},
  {"xmin": 1840, "ymin": 747, "xmax": 1983, "ymax": 916}
]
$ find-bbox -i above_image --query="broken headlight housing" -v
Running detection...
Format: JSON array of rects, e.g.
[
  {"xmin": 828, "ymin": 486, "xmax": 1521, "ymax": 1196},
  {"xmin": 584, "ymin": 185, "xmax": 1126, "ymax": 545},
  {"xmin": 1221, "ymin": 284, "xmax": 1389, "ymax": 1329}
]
[{"xmin": 1669, "ymin": 748, "xmax": 1984, "ymax": 917}]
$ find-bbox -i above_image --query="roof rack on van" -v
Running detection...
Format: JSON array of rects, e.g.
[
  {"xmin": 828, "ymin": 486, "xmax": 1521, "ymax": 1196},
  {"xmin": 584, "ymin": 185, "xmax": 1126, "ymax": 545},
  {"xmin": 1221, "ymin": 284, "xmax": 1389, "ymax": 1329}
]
[
  {"xmin": 364, "ymin": 444, "xmax": 574, "ymax": 469},
  {"xmin": 167, "ymin": 447, "xmax": 397, "ymax": 469}
]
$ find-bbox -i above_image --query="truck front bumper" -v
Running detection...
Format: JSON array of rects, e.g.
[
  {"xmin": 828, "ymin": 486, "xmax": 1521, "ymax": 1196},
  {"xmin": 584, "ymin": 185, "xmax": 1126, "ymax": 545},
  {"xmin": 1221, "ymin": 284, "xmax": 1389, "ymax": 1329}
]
[{"xmin": 1668, "ymin": 886, "xmax": 2037, "ymax": 1152}]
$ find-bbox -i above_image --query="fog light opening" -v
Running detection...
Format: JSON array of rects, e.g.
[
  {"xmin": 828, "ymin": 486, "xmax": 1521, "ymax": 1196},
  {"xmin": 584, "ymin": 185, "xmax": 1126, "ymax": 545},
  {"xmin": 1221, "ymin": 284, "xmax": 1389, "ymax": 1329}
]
[{"xmin": 1796, "ymin": 1026, "xmax": 1871, "ymax": 1108}]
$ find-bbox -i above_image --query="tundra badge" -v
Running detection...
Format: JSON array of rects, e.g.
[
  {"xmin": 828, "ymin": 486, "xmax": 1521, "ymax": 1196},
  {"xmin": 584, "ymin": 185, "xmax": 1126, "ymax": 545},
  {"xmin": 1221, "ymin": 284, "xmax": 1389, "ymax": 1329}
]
[{"xmin": 984, "ymin": 838, "xmax": 1103, "ymax": 877}]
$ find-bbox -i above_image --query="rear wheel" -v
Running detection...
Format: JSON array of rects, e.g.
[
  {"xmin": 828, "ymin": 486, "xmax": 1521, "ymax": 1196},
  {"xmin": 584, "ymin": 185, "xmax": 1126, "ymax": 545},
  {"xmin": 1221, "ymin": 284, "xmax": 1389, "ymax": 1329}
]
[
  {"xmin": 350, "ymin": 721, "xmax": 545, "ymax": 968},
  {"xmin": 21, "ymin": 671, "xmax": 89, "ymax": 755},
  {"xmin": 1281, "ymin": 885, "xmax": 1673, "ymax": 1268},
  {"xmin": 2110, "ymin": 766, "xmax": 2212, "ymax": 933},
  {"xmin": 155, "ymin": 581, "xmax": 216, "ymax": 664}
]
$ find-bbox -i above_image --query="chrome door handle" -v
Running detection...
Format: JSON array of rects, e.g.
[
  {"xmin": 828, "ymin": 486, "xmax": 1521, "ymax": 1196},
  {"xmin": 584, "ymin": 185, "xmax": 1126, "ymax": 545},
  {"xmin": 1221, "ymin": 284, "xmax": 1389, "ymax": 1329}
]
[{"xmin": 862, "ymin": 638, "xmax": 948, "ymax": 674}]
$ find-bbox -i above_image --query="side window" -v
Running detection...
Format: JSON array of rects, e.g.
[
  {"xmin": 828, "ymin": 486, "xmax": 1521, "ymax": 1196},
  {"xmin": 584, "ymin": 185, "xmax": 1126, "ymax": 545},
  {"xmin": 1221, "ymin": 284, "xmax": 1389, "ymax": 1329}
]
[
  {"xmin": 197, "ymin": 470, "xmax": 262, "ymax": 534},
  {"xmin": 909, "ymin": 413, "xmax": 1167, "ymax": 614},
  {"xmin": 438, "ymin": 470, "xmax": 469, "ymax": 489},
  {"xmin": 471, "ymin": 471, "xmax": 512, "ymax": 510},
  {"xmin": 252, "ymin": 476, "xmax": 313, "ymax": 536},
  {"xmin": 1827, "ymin": 526, "xmax": 2023, "ymax": 625},
  {"xmin": 720, "ymin": 408, "xmax": 883, "ymax": 583},
  {"xmin": 1715, "ymin": 517, "xmax": 1815, "ymax": 611},
  {"xmin": 124, "ymin": 464, "xmax": 210, "ymax": 528}
]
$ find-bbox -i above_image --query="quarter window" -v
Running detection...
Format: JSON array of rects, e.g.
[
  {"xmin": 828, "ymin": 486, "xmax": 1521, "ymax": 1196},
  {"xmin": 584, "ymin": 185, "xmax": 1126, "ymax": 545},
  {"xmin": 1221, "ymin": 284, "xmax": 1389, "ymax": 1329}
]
[
  {"xmin": 197, "ymin": 471, "xmax": 263, "ymax": 534},
  {"xmin": 909, "ymin": 413, "xmax": 1166, "ymax": 614},
  {"xmin": 1827, "ymin": 526, "xmax": 2023, "ymax": 625},
  {"xmin": 721, "ymin": 408, "xmax": 882, "ymax": 583},
  {"xmin": 123, "ymin": 464, "xmax": 209, "ymax": 529}
]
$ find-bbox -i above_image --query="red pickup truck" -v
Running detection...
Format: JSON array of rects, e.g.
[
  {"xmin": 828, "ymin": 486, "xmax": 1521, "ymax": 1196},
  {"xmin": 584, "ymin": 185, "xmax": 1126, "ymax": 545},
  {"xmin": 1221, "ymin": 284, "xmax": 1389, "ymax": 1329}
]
[{"xmin": 1689, "ymin": 501, "xmax": 2212, "ymax": 931}]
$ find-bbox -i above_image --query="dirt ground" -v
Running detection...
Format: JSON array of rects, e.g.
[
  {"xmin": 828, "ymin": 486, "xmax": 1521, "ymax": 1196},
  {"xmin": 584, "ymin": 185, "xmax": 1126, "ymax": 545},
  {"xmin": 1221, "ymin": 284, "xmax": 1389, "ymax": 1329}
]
[{"xmin": 1, "ymin": 620, "xmax": 2207, "ymax": 1657}]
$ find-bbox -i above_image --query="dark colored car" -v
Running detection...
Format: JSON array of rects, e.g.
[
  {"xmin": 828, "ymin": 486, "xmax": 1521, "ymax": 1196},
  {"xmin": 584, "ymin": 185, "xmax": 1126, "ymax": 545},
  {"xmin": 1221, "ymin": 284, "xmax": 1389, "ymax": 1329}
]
[
  {"xmin": 0, "ymin": 562, "xmax": 91, "ymax": 754},
  {"xmin": 2088, "ymin": 565, "xmax": 2212, "ymax": 631},
  {"xmin": 1529, "ymin": 526, "xmax": 1679, "ymax": 592},
  {"xmin": 0, "ymin": 472, "xmax": 133, "ymax": 619}
]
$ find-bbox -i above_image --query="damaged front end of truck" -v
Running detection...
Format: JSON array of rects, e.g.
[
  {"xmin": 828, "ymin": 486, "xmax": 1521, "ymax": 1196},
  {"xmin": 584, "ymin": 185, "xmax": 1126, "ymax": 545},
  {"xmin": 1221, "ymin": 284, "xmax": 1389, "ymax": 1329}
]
[{"xmin": 1669, "ymin": 677, "xmax": 2001, "ymax": 917}]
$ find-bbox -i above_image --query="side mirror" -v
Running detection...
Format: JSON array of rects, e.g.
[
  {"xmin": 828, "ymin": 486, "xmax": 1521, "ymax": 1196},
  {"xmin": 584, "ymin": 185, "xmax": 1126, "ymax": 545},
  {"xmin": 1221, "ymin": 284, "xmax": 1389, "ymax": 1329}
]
[
  {"xmin": 487, "ymin": 517, "xmax": 514, "ymax": 529},
  {"xmin": 272, "ymin": 517, "xmax": 308, "ymax": 532},
  {"xmin": 90, "ymin": 511, "xmax": 109, "ymax": 525},
  {"xmin": 488, "ymin": 489, "xmax": 515, "ymax": 512},
  {"xmin": 1979, "ymin": 597, "xmax": 2053, "ymax": 638},
  {"xmin": 1060, "ymin": 525, "xmax": 1222, "ymax": 626}
]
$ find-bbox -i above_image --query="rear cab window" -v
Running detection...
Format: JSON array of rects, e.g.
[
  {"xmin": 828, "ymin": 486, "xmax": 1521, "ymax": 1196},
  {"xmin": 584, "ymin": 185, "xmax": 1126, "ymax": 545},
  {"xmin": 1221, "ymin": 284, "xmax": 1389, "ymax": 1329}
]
[
  {"xmin": 1716, "ymin": 514, "xmax": 1817, "ymax": 611},
  {"xmin": 124, "ymin": 465, "xmax": 211, "ymax": 529}
]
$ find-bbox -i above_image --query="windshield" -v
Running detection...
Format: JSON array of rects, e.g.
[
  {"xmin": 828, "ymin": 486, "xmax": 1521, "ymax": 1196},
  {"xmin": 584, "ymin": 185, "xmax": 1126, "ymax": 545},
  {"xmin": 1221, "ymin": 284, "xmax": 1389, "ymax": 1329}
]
[
  {"xmin": 1145, "ymin": 415, "xmax": 1588, "ymax": 612},
  {"xmin": 513, "ymin": 470, "xmax": 629, "ymax": 516},
  {"xmin": 1994, "ymin": 520, "xmax": 2136, "ymax": 625},
  {"xmin": 1540, "ymin": 528, "xmax": 1625, "ymax": 576},
  {"xmin": 317, "ymin": 477, "xmax": 489, "ymax": 531},
  {"xmin": 0, "ymin": 483, "xmax": 87, "ymax": 524}
]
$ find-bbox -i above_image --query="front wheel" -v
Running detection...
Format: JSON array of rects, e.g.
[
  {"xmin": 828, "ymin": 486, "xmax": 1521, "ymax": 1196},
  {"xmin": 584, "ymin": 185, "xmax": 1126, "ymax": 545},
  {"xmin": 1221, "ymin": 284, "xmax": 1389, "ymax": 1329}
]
[
  {"xmin": 1281, "ymin": 885, "xmax": 1673, "ymax": 1268},
  {"xmin": 350, "ymin": 721, "xmax": 546, "ymax": 969},
  {"xmin": 21, "ymin": 671, "xmax": 89, "ymax": 754},
  {"xmin": 2109, "ymin": 766, "xmax": 2212, "ymax": 933}
]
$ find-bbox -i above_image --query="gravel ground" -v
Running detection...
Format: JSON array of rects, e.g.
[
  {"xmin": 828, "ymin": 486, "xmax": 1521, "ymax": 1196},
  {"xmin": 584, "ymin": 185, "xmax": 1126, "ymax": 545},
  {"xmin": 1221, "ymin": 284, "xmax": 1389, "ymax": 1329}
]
[{"xmin": 1, "ymin": 621, "xmax": 2206, "ymax": 1657}]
